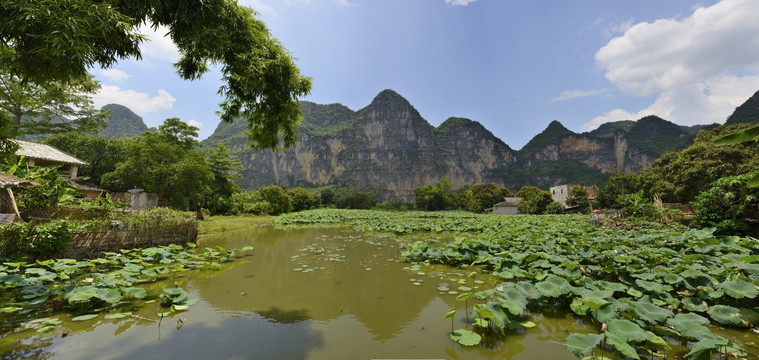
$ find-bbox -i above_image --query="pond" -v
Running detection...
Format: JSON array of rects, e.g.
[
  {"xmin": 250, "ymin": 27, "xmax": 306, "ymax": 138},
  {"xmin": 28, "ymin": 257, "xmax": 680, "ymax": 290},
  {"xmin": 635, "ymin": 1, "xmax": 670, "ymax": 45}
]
[{"xmin": 2, "ymin": 225, "xmax": 589, "ymax": 359}]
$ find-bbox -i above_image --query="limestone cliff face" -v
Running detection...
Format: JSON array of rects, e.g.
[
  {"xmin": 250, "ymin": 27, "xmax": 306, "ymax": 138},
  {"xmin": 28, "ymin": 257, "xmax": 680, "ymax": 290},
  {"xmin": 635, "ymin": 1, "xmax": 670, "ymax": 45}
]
[
  {"xmin": 517, "ymin": 115, "xmax": 696, "ymax": 184},
  {"xmin": 231, "ymin": 90, "xmax": 517, "ymax": 201},
  {"xmin": 205, "ymin": 91, "xmax": 700, "ymax": 200}
]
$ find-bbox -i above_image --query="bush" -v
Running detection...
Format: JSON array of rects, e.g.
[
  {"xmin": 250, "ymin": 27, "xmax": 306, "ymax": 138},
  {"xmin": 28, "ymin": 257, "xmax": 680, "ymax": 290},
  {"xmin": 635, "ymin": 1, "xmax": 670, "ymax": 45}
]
[
  {"xmin": 544, "ymin": 201, "xmax": 565, "ymax": 214},
  {"xmin": 288, "ymin": 187, "xmax": 320, "ymax": 212},
  {"xmin": 30, "ymin": 221, "xmax": 72, "ymax": 259},
  {"xmin": 466, "ymin": 183, "xmax": 508, "ymax": 213},
  {"xmin": 692, "ymin": 174, "xmax": 758, "ymax": 236},
  {"xmin": 338, "ymin": 190, "xmax": 376, "ymax": 209},
  {"xmin": 256, "ymin": 186, "xmax": 291, "ymax": 215},
  {"xmin": 516, "ymin": 186, "xmax": 552, "ymax": 214}
]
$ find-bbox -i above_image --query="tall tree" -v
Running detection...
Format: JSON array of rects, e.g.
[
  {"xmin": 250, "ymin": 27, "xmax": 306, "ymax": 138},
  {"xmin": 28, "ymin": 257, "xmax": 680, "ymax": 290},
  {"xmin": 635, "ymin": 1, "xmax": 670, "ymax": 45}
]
[
  {"xmin": 101, "ymin": 119, "xmax": 213, "ymax": 209},
  {"xmin": 0, "ymin": 0, "xmax": 312, "ymax": 150},
  {"xmin": 0, "ymin": 68, "xmax": 107, "ymax": 137}
]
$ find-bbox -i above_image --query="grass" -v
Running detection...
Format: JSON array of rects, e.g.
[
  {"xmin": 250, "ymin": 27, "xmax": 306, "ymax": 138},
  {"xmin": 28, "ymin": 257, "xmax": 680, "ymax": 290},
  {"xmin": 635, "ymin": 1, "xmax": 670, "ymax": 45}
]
[{"xmin": 197, "ymin": 215, "xmax": 273, "ymax": 235}]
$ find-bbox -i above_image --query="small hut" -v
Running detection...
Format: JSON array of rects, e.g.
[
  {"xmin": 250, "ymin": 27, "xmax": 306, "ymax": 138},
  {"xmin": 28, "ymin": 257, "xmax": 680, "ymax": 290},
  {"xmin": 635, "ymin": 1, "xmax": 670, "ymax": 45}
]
[
  {"xmin": 493, "ymin": 197, "xmax": 523, "ymax": 215},
  {"xmin": 0, "ymin": 173, "xmax": 39, "ymax": 223}
]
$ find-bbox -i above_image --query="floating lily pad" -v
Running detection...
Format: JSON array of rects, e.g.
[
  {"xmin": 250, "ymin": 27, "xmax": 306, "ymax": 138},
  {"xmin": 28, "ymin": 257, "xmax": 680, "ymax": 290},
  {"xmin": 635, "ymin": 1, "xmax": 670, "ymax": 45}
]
[
  {"xmin": 448, "ymin": 290, "xmax": 458, "ymax": 295},
  {"xmin": 71, "ymin": 314, "xmax": 99, "ymax": 322},
  {"xmin": 413, "ymin": 282, "xmax": 422, "ymax": 286},
  {"xmin": 458, "ymin": 286, "xmax": 472, "ymax": 291},
  {"xmin": 450, "ymin": 328, "xmax": 481, "ymax": 346}
]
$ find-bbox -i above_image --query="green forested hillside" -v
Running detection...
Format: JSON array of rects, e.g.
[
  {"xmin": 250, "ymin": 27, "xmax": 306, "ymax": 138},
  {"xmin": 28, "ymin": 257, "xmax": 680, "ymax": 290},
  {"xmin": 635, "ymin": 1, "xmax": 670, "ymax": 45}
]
[
  {"xmin": 725, "ymin": 89, "xmax": 759, "ymax": 125},
  {"xmin": 99, "ymin": 104, "xmax": 148, "ymax": 139}
]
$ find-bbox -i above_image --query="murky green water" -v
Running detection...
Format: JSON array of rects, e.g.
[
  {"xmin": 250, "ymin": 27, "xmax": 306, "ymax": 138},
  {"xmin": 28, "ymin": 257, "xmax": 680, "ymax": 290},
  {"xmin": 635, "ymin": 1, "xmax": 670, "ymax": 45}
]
[{"xmin": 3, "ymin": 226, "xmax": 594, "ymax": 359}]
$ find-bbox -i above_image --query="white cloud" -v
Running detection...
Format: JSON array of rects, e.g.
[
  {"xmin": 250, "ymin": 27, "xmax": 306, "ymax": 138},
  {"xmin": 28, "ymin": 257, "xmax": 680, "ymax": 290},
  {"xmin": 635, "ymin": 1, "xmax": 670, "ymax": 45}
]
[
  {"xmin": 446, "ymin": 0, "xmax": 478, "ymax": 6},
  {"xmin": 551, "ymin": 89, "xmax": 605, "ymax": 102},
  {"xmin": 582, "ymin": 74, "xmax": 759, "ymax": 131},
  {"xmin": 587, "ymin": 0, "xmax": 759, "ymax": 130},
  {"xmin": 93, "ymin": 85, "xmax": 176, "ymax": 114},
  {"xmin": 100, "ymin": 69, "xmax": 130, "ymax": 83},
  {"xmin": 138, "ymin": 25, "xmax": 181, "ymax": 63},
  {"xmin": 187, "ymin": 119, "xmax": 204, "ymax": 129},
  {"xmin": 602, "ymin": 19, "xmax": 634, "ymax": 38}
]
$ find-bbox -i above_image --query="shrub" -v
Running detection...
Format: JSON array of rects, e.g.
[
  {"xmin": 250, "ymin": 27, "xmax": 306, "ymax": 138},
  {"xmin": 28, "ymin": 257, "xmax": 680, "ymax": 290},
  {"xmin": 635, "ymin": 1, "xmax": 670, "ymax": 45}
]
[
  {"xmin": 256, "ymin": 186, "xmax": 291, "ymax": 215},
  {"xmin": 516, "ymin": 186, "xmax": 552, "ymax": 214},
  {"xmin": 544, "ymin": 201, "xmax": 565, "ymax": 214},
  {"xmin": 30, "ymin": 221, "xmax": 72, "ymax": 259},
  {"xmin": 288, "ymin": 187, "xmax": 320, "ymax": 212},
  {"xmin": 692, "ymin": 174, "xmax": 759, "ymax": 236}
]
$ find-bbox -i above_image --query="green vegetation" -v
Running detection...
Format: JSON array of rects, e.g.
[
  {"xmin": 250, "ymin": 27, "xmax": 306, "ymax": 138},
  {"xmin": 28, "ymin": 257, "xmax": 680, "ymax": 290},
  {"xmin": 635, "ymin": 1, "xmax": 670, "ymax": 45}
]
[
  {"xmin": 1, "ymin": 0, "xmax": 311, "ymax": 150},
  {"xmin": 491, "ymin": 160, "xmax": 611, "ymax": 191},
  {"xmin": 517, "ymin": 120, "xmax": 575, "ymax": 159},
  {"xmin": 725, "ymin": 89, "xmax": 759, "ymax": 125},
  {"xmin": 516, "ymin": 186, "xmax": 552, "ymax": 214},
  {"xmin": 279, "ymin": 209, "xmax": 759, "ymax": 359},
  {"xmin": 197, "ymin": 215, "xmax": 271, "ymax": 235},
  {"xmin": 636, "ymin": 123, "xmax": 759, "ymax": 203},
  {"xmin": 625, "ymin": 116, "xmax": 694, "ymax": 157},
  {"xmin": 692, "ymin": 174, "xmax": 759, "ymax": 236},
  {"xmin": 0, "ymin": 64, "xmax": 107, "ymax": 139},
  {"xmin": 98, "ymin": 104, "xmax": 148, "ymax": 139},
  {"xmin": 0, "ymin": 243, "xmax": 253, "ymax": 336}
]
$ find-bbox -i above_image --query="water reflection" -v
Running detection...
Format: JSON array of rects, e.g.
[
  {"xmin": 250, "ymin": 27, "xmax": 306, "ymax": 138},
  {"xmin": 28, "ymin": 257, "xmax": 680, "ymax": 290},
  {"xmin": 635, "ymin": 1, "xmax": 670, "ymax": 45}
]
[{"xmin": 1, "ymin": 225, "xmax": 581, "ymax": 360}]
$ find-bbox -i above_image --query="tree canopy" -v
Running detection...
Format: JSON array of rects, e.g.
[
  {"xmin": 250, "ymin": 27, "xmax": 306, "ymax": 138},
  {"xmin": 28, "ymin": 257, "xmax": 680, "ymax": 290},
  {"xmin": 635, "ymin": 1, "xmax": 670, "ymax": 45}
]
[{"xmin": 0, "ymin": 0, "xmax": 312, "ymax": 150}]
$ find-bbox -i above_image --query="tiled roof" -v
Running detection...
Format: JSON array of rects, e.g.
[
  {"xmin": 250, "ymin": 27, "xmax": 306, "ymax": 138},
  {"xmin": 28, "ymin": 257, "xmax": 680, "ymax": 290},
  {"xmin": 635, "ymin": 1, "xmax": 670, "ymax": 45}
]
[
  {"xmin": 13, "ymin": 139, "xmax": 88, "ymax": 166},
  {"xmin": 494, "ymin": 197, "xmax": 522, "ymax": 207},
  {"xmin": 0, "ymin": 172, "xmax": 38, "ymax": 187}
]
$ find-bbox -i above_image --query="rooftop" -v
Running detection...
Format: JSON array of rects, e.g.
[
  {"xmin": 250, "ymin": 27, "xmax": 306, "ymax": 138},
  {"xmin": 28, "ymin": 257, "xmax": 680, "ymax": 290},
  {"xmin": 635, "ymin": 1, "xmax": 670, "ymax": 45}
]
[{"xmin": 13, "ymin": 140, "xmax": 88, "ymax": 166}]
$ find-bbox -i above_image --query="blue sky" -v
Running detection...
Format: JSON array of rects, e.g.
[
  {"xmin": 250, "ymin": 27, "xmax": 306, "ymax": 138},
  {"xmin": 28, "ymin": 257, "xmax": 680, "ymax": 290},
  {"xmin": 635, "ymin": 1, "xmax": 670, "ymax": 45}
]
[{"xmin": 92, "ymin": 0, "xmax": 759, "ymax": 150}]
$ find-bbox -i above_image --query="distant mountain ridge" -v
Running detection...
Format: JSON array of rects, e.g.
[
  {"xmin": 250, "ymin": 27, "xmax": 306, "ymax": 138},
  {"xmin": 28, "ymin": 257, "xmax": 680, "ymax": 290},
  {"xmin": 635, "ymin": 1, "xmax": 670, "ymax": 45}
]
[
  {"xmin": 98, "ymin": 104, "xmax": 148, "ymax": 139},
  {"xmin": 200, "ymin": 89, "xmax": 733, "ymax": 200}
]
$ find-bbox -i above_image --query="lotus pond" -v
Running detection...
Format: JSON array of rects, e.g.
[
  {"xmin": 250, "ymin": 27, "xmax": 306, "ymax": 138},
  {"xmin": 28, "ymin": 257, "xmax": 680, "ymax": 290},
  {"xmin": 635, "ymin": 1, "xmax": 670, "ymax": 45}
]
[{"xmin": 1, "ymin": 210, "xmax": 758, "ymax": 359}]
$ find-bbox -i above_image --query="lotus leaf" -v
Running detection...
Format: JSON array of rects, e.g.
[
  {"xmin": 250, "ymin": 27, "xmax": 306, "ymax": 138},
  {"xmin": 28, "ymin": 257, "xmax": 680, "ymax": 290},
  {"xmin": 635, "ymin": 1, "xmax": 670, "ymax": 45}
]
[
  {"xmin": 570, "ymin": 297, "xmax": 590, "ymax": 316},
  {"xmin": 105, "ymin": 312, "xmax": 132, "ymax": 320},
  {"xmin": 582, "ymin": 297, "xmax": 610, "ymax": 310},
  {"xmin": 444, "ymin": 308, "xmax": 457, "ymax": 319},
  {"xmin": 667, "ymin": 313, "xmax": 715, "ymax": 340},
  {"xmin": 737, "ymin": 308, "xmax": 759, "ymax": 327},
  {"xmin": 707, "ymin": 305, "xmax": 743, "ymax": 326},
  {"xmin": 516, "ymin": 281, "xmax": 541, "ymax": 300},
  {"xmin": 680, "ymin": 297, "xmax": 707, "ymax": 312},
  {"xmin": 124, "ymin": 287, "xmax": 147, "ymax": 299},
  {"xmin": 71, "ymin": 314, "xmax": 99, "ymax": 321},
  {"xmin": 633, "ymin": 302, "xmax": 673, "ymax": 324},
  {"xmin": 718, "ymin": 279, "xmax": 759, "ymax": 299},
  {"xmin": 684, "ymin": 337, "xmax": 728, "ymax": 360},
  {"xmin": 450, "ymin": 328, "xmax": 481, "ymax": 346},
  {"xmin": 634, "ymin": 280, "xmax": 671, "ymax": 294},
  {"xmin": 607, "ymin": 319, "xmax": 648, "ymax": 343},
  {"xmin": 563, "ymin": 333, "xmax": 604, "ymax": 358},
  {"xmin": 37, "ymin": 325, "xmax": 56, "ymax": 333},
  {"xmin": 604, "ymin": 331, "xmax": 640, "ymax": 360},
  {"xmin": 535, "ymin": 274, "xmax": 570, "ymax": 298},
  {"xmin": 497, "ymin": 287, "xmax": 528, "ymax": 316}
]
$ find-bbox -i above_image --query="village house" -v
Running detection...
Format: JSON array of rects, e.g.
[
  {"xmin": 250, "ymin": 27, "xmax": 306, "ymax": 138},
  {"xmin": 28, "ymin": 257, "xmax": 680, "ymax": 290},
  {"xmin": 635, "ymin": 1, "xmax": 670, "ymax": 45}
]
[
  {"xmin": 550, "ymin": 184, "xmax": 597, "ymax": 208},
  {"xmin": 13, "ymin": 140, "xmax": 105, "ymax": 199},
  {"xmin": 492, "ymin": 197, "xmax": 522, "ymax": 215}
]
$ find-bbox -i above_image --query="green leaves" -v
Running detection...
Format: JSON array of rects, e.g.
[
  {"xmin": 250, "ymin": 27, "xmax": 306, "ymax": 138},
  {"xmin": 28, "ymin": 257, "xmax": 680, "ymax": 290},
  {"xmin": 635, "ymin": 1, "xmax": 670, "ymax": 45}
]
[
  {"xmin": 563, "ymin": 333, "xmax": 604, "ymax": 358},
  {"xmin": 718, "ymin": 280, "xmax": 759, "ymax": 299},
  {"xmin": 449, "ymin": 328, "xmax": 481, "ymax": 346},
  {"xmin": 712, "ymin": 124, "xmax": 759, "ymax": 146}
]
